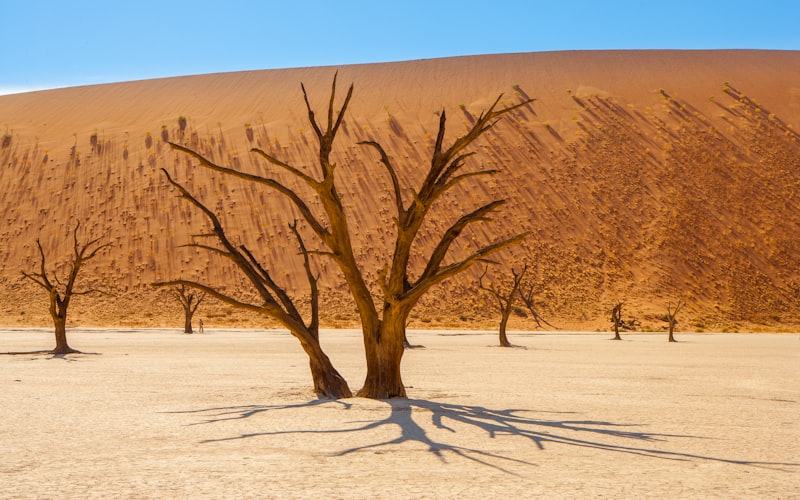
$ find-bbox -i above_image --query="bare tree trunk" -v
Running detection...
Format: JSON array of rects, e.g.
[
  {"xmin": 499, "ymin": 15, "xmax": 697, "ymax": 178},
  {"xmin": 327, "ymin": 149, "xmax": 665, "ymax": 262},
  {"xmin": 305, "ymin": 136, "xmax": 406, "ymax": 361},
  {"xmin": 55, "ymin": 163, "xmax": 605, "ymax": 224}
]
[
  {"xmin": 499, "ymin": 311, "xmax": 512, "ymax": 347},
  {"xmin": 52, "ymin": 316, "xmax": 76, "ymax": 354},
  {"xmin": 611, "ymin": 302, "xmax": 623, "ymax": 340},
  {"xmin": 184, "ymin": 313, "xmax": 194, "ymax": 334},
  {"xmin": 666, "ymin": 300, "xmax": 683, "ymax": 343},
  {"xmin": 357, "ymin": 313, "xmax": 406, "ymax": 399},
  {"xmin": 300, "ymin": 338, "xmax": 352, "ymax": 398}
]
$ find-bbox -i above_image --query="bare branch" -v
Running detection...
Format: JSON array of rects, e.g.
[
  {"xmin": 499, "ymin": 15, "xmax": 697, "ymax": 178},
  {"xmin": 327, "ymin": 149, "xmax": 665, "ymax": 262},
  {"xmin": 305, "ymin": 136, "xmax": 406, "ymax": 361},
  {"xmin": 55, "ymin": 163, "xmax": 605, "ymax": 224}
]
[
  {"xmin": 289, "ymin": 220, "xmax": 320, "ymax": 334},
  {"xmin": 250, "ymin": 147, "xmax": 318, "ymax": 186},
  {"xmin": 406, "ymin": 231, "xmax": 529, "ymax": 303},
  {"xmin": 20, "ymin": 271, "xmax": 50, "ymax": 290},
  {"xmin": 160, "ymin": 168, "xmax": 279, "ymax": 305},
  {"xmin": 239, "ymin": 243, "xmax": 301, "ymax": 319},
  {"xmin": 418, "ymin": 199, "xmax": 508, "ymax": 283},
  {"xmin": 154, "ymin": 280, "xmax": 265, "ymax": 314},
  {"xmin": 301, "ymin": 83, "xmax": 324, "ymax": 139},
  {"xmin": 179, "ymin": 242, "xmax": 232, "ymax": 259},
  {"xmin": 359, "ymin": 140, "xmax": 404, "ymax": 216},
  {"xmin": 167, "ymin": 143, "xmax": 329, "ymax": 238},
  {"xmin": 438, "ymin": 169, "xmax": 499, "ymax": 197},
  {"xmin": 477, "ymin": 266, "xmax": 506, "ymax": 302}
]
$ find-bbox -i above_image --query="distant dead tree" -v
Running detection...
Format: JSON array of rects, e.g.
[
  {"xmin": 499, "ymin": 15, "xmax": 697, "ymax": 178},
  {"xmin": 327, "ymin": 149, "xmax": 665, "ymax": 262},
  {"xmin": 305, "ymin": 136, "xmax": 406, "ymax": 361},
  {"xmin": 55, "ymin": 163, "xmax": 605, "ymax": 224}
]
[
  {"xmin": 166, "ymin": 74, "xmax": 532, "ymax": 398},
  {"xmin": 665, "ymin": 299, "xmax": 684, "ymax": 342},
  {"xmin": 610, "ymin": 302, "xmax": 624, "ymax": 340},
  {"xmin": 171, "ymin": 284, "xmax": 205, "ymax": 334},
  {"xmin": 155, "ymin": 171, "xmax": 352, "ymax": 398},
  {"xmin": 478, "ymin": 265, "xmax": 528, "ymax": 347},
  {"xmin": 20, "ymin": 222, "xmax": 110, "ymax": 354}
]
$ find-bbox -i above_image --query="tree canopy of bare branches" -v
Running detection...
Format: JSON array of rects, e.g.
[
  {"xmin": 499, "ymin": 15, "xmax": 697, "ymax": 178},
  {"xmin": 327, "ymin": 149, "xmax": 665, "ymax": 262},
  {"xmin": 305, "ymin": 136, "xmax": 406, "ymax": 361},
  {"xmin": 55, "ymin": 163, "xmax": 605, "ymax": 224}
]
[
  {"xmin": 165, "ymin": 74, "xmax": 533, "ymax": 398},
  {"xmin": 20, "ymin": 222, "xmax": 110, "ymax": 354}
]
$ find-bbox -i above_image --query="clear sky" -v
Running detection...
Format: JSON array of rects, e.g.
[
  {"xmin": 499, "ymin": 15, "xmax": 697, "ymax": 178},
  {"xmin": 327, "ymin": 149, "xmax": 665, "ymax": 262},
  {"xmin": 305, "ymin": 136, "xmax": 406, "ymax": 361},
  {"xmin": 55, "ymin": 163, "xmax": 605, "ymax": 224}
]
[{"xmin": 2, "ymin": 0, "xmax": 799, "ymax": 95}]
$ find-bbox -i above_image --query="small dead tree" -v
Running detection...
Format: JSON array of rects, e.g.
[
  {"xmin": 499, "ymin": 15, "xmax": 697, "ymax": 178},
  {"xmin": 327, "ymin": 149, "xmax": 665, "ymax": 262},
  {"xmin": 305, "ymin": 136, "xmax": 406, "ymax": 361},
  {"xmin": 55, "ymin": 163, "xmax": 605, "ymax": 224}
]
[
  {"xmin": 20, "ymin": 222, "xmax": 110, "ymax": 354},
  {"xmin": 171, "ymin": 284, "xmax": 204, "ymax": 333},
  {"xmin": 610, "ymin": 302, "xmax": 624, "ymax": 340},
  {"xmin": 155, "ymin": 170, "xmax": 352, "ymax": 398},
  {"xmin": 665, "ymin": 299, "xmax": 684, "ymax": 342},
  {"xmin": 168, "ymin": 75, "xmax": 532, "ymax": 398},
  {"xmin": 478, "ymin": 265, "xmax": 528, "ymax": 347}
]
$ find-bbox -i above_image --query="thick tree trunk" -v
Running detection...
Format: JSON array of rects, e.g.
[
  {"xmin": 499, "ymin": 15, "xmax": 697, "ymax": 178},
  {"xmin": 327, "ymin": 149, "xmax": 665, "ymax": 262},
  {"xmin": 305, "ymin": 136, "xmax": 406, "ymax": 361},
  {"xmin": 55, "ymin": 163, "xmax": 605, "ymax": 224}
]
[
  {"xmin": 297, "ymin": 337, "xmax": 352, "ymax": 399},
  {"xmin": 612, "ymin": 324, "xmax": 622, "ymax": 341},
  {"xmin": 184, "ymin": 313, "xmax": 193, "ymax": 334},
  {"xmin": 499, "ymin": 312, "xmax": 512, "ymax": 347},
  {"xmin": 668, "ymin": 322, "xmax": 676, "ymax": 342},
  {"xmin": 357, "ymin": 316, "xmax": 406, "ymax": 398},
  {"xmin": 308, "ymin": 351, "xmax": 352, "ymax": 399},
  {"xmin": 52, "ymin": 317, "xmax": 77, "ymax": 354}
]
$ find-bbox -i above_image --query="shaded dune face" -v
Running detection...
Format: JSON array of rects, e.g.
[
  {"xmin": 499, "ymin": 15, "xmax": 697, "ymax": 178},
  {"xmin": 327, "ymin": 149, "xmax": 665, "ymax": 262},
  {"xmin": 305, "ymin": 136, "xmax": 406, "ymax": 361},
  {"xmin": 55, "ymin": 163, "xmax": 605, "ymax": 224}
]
[{"xmin": 1, "ymin": 50, "xmax": 800, "ymax": 331}]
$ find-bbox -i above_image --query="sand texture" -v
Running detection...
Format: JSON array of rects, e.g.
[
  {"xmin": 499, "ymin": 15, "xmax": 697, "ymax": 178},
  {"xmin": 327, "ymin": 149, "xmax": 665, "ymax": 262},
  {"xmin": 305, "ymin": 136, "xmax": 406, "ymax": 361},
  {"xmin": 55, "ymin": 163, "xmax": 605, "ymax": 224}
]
[
  {"xmin": 2, "ymin": 50, "xmax": 800, "ymax": 331},
  {"xmin": 1, "ymin": 329, "xmax": 798, "ymax": 498}
]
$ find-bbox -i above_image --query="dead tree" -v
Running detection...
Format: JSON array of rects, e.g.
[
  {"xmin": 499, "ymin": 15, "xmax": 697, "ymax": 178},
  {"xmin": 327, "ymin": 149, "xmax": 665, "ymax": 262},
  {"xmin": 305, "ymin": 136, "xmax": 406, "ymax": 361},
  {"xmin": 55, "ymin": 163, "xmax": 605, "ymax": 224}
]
[
  {"xmin": 155, "ymin": 170, "xmax": 352, "ymax": 398},
  {"xmin": 20, "ymin": 222, "xmax": 110, "ymax": 354},
  {"xmin": 478, "ymin": 265, "xmax": 528, "ymax": 347},
  {"xmin": 610, "ymin": 302, "xmax": 624, "ymax": 340},
  {"xmin": 665, "ymin": 299, "xmax": 684, "ymax": 342},
  {"xmin": 171, "ymin": 284, "xmax": 204, "ymax": 333},
  {"xmin": 167, "ymin": 75, "xmax": 532, "ymax": 398}
]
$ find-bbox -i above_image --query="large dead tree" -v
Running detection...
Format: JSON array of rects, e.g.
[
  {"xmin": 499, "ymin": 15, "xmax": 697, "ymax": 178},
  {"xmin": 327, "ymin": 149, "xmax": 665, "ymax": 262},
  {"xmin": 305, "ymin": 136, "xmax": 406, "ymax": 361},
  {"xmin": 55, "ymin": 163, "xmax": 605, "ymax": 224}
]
[
  {"xmin": 20, "ymin": 222, "xmax": 110, "ymax": 354},
  {"xmin": 155, "ymin": 170, "xmax": 352, "ymax": 398},
  {"xmin": 478, "ymin": 265, "xmax": 528, "ymax": 347},
  {"xmin": 171, "ymin": 284, "xmax": 204, "ymax": 334},
  {"xmin": 167, "ymin": 75, "xmax": 532, "ymax": 398},
  {"xmin": 665, "ymin": 300, "xmax": 684, "ymax": 343}
]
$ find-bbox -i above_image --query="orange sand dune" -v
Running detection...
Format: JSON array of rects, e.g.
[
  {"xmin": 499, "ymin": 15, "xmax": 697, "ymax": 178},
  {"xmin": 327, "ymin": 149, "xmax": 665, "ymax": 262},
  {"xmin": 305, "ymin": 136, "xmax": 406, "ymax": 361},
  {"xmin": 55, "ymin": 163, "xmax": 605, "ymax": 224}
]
[{"xmin": 2, "ymin": 50, "xmax": 800, "ymax": 331}]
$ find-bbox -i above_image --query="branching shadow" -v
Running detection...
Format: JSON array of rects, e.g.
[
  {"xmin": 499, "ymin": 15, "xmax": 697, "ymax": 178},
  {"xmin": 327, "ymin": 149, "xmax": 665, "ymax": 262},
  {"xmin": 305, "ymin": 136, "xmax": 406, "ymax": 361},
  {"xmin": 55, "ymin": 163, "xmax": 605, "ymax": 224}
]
[
  {"xmin": 169, "ymin": 398, "xmax": 800, "ymax": 474},
  {"xmin": 0, "ymin": 350, "xmax": 100, "ymax": 361}
]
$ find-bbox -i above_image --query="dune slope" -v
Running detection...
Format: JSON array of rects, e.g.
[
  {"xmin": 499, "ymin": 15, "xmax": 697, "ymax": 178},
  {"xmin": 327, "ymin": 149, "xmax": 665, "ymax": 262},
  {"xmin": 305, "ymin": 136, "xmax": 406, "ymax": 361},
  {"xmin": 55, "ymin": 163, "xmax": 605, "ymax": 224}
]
[{"xmin": 2, "ymin": 50, "xmax": 800, "ymax": 330}]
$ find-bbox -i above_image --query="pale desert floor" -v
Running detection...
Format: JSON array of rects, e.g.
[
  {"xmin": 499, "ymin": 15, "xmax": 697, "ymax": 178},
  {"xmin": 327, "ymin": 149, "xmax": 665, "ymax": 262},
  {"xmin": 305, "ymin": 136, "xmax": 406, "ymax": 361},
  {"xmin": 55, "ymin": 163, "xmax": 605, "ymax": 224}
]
[{"xmin": 1, "ymin": 329, "xmax": 798, "ymax": 499}]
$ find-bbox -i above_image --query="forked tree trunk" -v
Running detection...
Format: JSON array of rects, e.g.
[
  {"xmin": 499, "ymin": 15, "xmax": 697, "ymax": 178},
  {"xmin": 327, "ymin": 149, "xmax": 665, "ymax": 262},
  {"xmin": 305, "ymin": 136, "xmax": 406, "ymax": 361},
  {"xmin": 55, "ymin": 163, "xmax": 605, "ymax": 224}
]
[{"xmin": 357, "ymin": 314, "xmax": 407, "ymax": 399}]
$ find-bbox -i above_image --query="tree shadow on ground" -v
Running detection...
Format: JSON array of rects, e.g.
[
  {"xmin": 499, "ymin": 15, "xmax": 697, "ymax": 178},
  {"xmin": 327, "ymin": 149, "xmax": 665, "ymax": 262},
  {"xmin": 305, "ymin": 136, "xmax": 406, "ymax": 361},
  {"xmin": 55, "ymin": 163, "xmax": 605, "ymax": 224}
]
[
  {"xmin": 0, "ymin": 351, "xmax": 100, "ymax": 361},
  {"xmin": 167, "ymin": 398, "xmax": 799, "ymax": 474}
]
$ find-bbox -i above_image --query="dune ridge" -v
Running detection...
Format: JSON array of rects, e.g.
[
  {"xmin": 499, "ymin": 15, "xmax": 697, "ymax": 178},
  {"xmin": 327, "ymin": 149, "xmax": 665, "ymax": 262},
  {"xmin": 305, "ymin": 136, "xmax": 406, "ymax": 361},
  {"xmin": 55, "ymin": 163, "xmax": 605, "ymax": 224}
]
[{"xmin": 2, "ymin": 50, "xmax": 800, "ymax": 331}]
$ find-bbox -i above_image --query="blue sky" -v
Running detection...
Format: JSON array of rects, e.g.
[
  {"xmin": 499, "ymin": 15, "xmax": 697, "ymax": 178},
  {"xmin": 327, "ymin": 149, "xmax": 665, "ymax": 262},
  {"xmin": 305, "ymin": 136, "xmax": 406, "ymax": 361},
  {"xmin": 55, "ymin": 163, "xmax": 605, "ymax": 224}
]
[{"xmin": 2, "ymin": 1, "xmax": 799, "ymax": 95}]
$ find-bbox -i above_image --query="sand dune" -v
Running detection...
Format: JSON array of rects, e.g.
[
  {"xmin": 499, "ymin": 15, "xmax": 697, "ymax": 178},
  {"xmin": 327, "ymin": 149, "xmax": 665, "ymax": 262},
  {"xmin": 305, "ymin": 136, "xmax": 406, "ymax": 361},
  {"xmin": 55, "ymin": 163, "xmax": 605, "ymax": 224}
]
[{"xmin": 2, "ymin": 50, "xmax": 800, "ymax": 331}]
